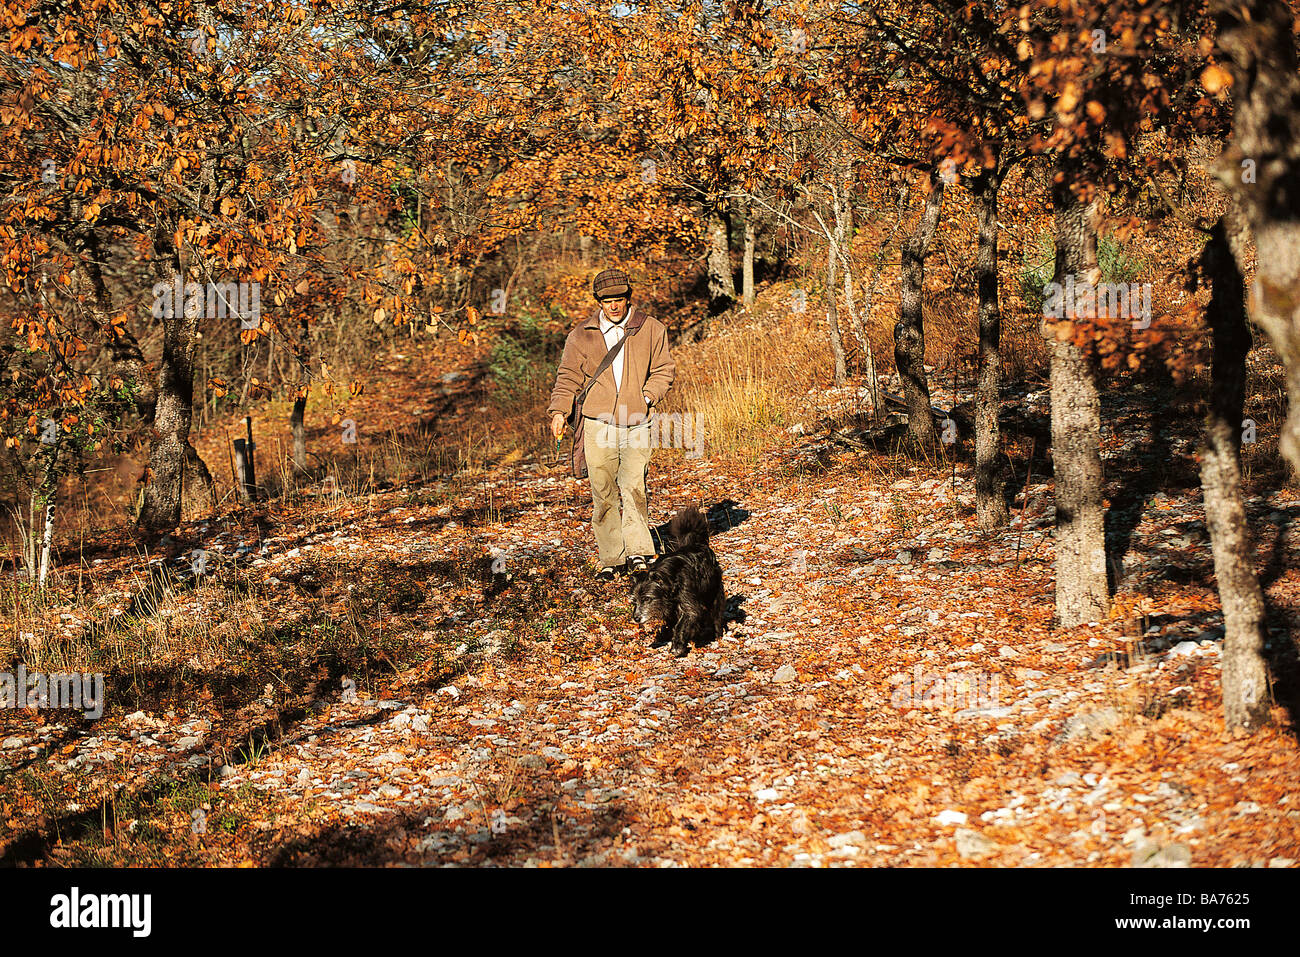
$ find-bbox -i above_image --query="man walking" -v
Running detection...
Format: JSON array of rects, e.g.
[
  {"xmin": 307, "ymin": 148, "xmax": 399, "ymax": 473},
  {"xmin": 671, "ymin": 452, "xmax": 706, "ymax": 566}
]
[{"xmin": 548, "ymin": 267, "xmax": 676, "ymax": 580}]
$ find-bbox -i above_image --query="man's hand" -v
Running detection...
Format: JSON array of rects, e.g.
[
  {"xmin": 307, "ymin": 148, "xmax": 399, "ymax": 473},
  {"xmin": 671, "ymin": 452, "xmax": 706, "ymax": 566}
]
[{"xmin": 550, "ymin": 412, "xmax": 566, "ymax": 441}]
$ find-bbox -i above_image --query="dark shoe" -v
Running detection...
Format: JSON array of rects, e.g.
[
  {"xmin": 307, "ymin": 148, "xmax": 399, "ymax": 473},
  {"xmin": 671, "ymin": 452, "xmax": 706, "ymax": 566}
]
[
  {"xmin": 596, "ymin": 565, "xmax": 621, "ymax": 581},
  {"xmin": 627, "ymin": 555, "xmax": 650, "ymax": 574}
]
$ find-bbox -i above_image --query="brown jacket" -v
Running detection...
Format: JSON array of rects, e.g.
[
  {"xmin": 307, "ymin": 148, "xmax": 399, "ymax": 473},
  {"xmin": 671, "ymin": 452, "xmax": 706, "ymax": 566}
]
[{"xmin": 546, "ymin": 303, "xmax": 675, "ymax": 425}]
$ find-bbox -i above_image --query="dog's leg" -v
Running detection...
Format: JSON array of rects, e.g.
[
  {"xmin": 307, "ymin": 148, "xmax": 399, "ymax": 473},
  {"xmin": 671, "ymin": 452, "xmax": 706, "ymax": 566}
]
[
  {"xmin": 650, "ymin": 608, "xmax": 675, "ymax": 648},
  {"xmin": 669, "ymin": 610, "xmax": 698, "ymax": 658}
]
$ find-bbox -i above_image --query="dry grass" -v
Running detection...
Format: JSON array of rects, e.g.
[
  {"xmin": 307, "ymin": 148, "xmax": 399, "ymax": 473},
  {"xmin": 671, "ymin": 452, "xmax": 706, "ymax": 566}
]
[
  {"xmin": 661, "ymin": 313, "xmax": 829, "ymax": 463},
  {"xmin": 2, "ymin": 566, "xmax": 266, "ymax": 677}
]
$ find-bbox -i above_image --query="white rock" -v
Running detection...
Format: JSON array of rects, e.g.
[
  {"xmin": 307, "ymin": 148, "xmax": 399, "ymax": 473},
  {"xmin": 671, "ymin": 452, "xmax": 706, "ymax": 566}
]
[
  {"xmin": 773, "ymin": 665, "xmax": 798, "ymax": 683},
  {"xmin": 935, "ymin": 809, "xmax": 968, "ymax": 826},
  {"xmin": 827, "ymin": 830, "xmax": 866, "ymax": 849},
  {"xmin": 955, "ymin": 828, "xmax": 997, "ymax": 858}
]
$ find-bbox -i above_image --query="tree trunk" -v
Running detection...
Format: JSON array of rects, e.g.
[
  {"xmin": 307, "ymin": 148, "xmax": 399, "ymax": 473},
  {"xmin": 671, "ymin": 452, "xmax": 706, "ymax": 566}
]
[
  {"xmin": 1212, "ymin": 0, "xmax": 1300, "ymax": 481},
  {"xmin": 834, "ymin": 160, "xmax": 869, "ymax": 371},
  {"xmin": 31, "ymin": 437, "xmax": 59, "ymax": 586},
  {"xmin": 705, "ymin": 197, "xmax": 736, "ymax": 318},
  {"xmin": 1046, "ymin": 175, "xmax": 1109, "ymax": 626},
  {"xmin": 37, "ymin": 502, "xmax": 55, "ymax": 588},
  {"xmin": 139, "ymin": 280, "xmax": 202, "ymax": 530},
  {"xmin": 1199, "ymin": 211, "xmax": 1272, "ymax": 731},
  {"xmin": 894, "ymin": 170, "xmax": 944, "ymax": 448},
  {"xmin": 825, "ymin": 227, "xmax": 848, "ymax": 386},
  {"xmin": 972, "ymin": 165, "xmax": 1009, "ymax": 530},
  {"xmin": 140, "ymin": 29, "xmax": 218, "ymax": 532},
  {"xmin": 738, "ymin": 195, "xmax": 755, "ymax": 307}
]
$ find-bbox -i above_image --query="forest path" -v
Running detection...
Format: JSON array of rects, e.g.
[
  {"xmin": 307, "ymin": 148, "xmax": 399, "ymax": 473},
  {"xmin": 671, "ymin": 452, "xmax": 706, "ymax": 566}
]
[
  {"xmin": 5, "ymin": 384, "xmax": 1299, "ymax": 867},
  {"xmin": 202, "ymin": 450, "xmax": 1300, "ymax": 867}
]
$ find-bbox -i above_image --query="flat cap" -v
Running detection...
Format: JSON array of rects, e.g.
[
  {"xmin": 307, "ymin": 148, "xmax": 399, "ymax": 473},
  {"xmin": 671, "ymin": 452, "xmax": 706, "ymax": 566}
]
[{"xmin": 592, "ymin": 267, "xmax": 631, "ymax": 299}]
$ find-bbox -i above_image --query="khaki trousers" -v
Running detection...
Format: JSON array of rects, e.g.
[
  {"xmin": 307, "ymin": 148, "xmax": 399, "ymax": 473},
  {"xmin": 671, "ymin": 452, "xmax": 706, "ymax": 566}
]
[{"xmin": 583, "ymin": 417, "xmax": 655, "ymax": 567}]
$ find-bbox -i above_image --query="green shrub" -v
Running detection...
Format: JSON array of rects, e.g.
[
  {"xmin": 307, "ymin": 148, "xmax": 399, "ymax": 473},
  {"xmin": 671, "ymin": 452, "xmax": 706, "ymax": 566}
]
[
  {"xmin": 1019, "ymin": 230, "xmax": 1144, "ymax": 313},
  {"xmin": 486, "ymin": 308, "xmax": 565, "ymax": 409},
  {"xmin": 1020, "ymin": 231, "xmax": 1056, "ymax": 314}
]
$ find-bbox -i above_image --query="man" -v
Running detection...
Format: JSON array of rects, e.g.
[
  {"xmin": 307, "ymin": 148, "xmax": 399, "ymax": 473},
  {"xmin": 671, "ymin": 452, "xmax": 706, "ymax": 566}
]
[{"xmin": 548, "ymin": 267, "xmax": 676, "ymax": 580}]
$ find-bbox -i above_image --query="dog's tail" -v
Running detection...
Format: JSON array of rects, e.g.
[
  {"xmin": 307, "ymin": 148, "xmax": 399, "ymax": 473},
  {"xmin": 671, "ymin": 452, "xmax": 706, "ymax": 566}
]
[{"xmin": 668, "ymin": 506, "xmax": 710, "ymax": 550}]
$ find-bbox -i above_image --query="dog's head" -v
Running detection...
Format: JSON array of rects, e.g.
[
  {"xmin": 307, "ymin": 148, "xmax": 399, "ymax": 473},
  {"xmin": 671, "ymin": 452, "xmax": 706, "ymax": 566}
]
[{"xmin": 630, "ymin": 568, "xmax": 666, "ymax": 625}]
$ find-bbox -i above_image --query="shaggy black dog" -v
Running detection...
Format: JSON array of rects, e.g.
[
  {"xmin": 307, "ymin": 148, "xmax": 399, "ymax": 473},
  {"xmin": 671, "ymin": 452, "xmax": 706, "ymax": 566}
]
[{"xmin": 630, "ymin": 507, "xmax": 726, "ymax": 657}]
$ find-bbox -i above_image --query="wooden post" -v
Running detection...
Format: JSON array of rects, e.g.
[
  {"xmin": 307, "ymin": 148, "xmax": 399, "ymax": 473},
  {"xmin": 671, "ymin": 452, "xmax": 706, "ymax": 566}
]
[
  {"xmin": 232, "ymin": 439, "xmax": 250, "ymax": 503},
  {"xmin": 233, "ymin": 416, "xmax": 258, "ymax": 502},
  {"xmin": 245, "ymin": 416, "xmax": 258, "ymax": 499},
  {"xmin": 224, "ymin": 428, "xmax": 238, "ymax": 506},
  {"xmin": 291, "ymin": 316, "xmax": 309, "ymax": 477}
]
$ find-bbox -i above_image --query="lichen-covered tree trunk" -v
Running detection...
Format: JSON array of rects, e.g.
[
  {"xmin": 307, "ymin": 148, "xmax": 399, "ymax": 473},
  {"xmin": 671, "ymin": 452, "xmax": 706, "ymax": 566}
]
[
  {"xmin": 894, "ymin": 170, "xmax": 943, "ymax": 448},
  {"xmin": 1212, "ymin": 0, "xmax": 1300, "ymax": 483},
  {"xmin": 1199, "ymin": 211, "xmax": 1272, "ymax": 731},
  {"xmin": 139, "ymin": 280, "xmax": 202, "ymax": 531},
  {"xmin": 1046, "ymin": 175, "xmax": 1109, "ymax": 626},
  {"xmin": 140, "ymin": 125, "xmax": 216, "ymax": 530},
  {"xmin": 141, "ymin": 28, "xmax": 218, "ymax": 532},
  {"xmin": 737, "ymin": 195, "xmax": 755, "ymax": 307},
  {"xmin": 972, "ymin": 165, "xmax": 1009, "ymax": 530},
  {"xmin": 705, "ymin": 197, "xmax": 735, "ymax": 319}
]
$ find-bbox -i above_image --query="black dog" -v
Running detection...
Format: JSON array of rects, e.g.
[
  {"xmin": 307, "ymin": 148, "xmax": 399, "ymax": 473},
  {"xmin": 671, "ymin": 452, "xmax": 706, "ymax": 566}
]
[{"xmin": 631, "ymin": 507, "xmax": 726, "ymax": 657}]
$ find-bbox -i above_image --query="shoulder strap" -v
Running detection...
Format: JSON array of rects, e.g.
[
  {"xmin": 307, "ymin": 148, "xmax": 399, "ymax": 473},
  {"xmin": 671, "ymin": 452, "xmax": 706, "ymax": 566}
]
[{"xmin": 575, "ymin": 308, "xmax": 648, "ymax": 406}]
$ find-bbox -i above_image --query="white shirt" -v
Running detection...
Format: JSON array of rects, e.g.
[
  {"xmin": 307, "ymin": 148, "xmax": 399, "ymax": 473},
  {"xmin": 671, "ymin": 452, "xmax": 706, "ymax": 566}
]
[{"xmin": 598, "ymin": 309, "xmax": 627, "ymax": 393}]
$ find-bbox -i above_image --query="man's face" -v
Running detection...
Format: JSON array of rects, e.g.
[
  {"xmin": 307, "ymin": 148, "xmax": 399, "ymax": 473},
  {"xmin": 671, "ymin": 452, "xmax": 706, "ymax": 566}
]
[{"xmin": 598, "ymin": 294, "xmax": 629, "ymax": 322}]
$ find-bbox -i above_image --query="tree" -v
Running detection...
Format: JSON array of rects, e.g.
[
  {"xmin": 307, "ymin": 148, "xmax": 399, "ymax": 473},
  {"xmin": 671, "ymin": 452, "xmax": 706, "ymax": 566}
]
[
  {"xmin": 969, "ymin": 158, "xmax": 1011, "ymax": 529},
  {"xmin": 1044, "ymin": 168, "xmax": 1110, "ymax": 626},
  {"xmin": 894, "ymin": 168, "xmax": 945, "ymax": 448},
  {"xmin": 1194, "ymin": 206, "xmax": 1272, "ymax": 730},
  {"xmin": 1209, "ymin": 0, "xmax": 1300, "ymax": 479}
]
